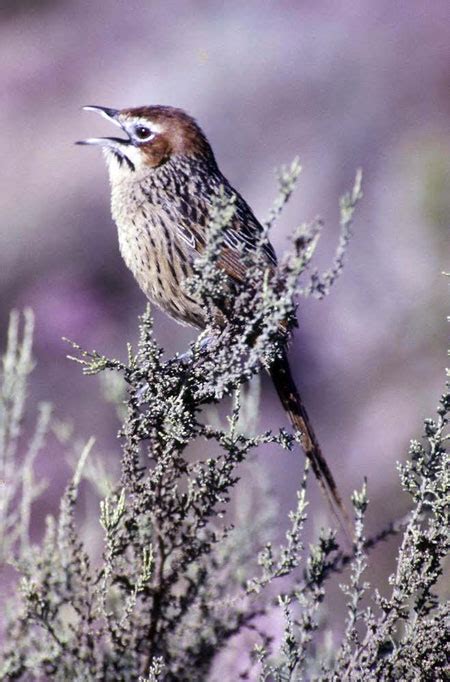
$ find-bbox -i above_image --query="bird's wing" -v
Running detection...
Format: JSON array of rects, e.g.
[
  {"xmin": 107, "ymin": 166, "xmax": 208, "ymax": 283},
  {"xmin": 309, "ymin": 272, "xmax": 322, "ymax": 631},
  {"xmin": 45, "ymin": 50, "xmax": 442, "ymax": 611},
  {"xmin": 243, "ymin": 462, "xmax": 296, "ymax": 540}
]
[{"xmin": 155, "ymin": 179, "xmax": 277, "ymax": 285}]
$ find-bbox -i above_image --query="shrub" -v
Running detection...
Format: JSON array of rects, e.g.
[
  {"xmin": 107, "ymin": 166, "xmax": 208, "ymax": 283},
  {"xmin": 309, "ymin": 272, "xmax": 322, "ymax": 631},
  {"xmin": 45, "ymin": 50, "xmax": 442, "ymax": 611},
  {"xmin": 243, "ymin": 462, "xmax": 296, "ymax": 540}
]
[{"xmin": 0, "ymin": 166, "xmax": 447, "ymax": 680}]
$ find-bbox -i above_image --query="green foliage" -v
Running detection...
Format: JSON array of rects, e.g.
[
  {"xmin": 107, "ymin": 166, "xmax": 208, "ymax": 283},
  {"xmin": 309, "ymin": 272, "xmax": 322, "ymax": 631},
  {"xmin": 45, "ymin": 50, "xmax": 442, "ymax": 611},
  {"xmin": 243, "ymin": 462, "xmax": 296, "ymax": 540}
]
[{"xmin": 0, "ymin": 166, "xmax": 448, "ymax": 681}]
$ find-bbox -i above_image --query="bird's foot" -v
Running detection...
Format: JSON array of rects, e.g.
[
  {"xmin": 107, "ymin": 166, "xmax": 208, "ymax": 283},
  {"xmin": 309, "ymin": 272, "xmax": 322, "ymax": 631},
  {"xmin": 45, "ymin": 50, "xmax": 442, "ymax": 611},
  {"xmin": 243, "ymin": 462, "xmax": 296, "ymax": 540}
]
[{"xmin": 171, "ymin": 335, "xmax": 214, "ymax": 366}]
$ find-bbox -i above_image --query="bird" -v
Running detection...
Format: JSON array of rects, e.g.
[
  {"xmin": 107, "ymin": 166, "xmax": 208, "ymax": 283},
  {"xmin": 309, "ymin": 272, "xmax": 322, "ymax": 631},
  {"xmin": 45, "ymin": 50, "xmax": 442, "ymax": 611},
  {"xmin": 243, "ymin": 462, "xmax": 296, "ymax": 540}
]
[{"xmin": 77, "ymin": 104, "xmax": 349, "ymax": 534}]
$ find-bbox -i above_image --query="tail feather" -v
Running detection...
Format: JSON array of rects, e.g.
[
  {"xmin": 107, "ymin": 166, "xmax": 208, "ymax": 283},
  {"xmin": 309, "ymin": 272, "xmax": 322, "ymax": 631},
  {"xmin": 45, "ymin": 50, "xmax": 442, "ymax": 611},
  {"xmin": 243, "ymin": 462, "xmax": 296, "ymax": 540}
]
[{"xmin": 268, "ymin": 348, "xmax": 352, "ymax": 541}]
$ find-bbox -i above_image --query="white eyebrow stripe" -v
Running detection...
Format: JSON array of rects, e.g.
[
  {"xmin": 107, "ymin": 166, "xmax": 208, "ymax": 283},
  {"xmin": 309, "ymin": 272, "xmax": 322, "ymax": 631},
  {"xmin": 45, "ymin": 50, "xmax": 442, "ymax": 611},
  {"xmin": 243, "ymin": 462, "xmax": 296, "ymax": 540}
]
[{"xmin": 130, "ymin": 119, "xmax": 164, "ymax": 134}]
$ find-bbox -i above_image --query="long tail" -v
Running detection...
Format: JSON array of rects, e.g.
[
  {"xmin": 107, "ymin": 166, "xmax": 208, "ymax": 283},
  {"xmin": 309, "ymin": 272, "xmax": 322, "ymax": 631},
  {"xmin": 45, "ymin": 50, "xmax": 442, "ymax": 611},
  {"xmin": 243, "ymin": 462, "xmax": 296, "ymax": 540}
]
[{"xmin": 268, "ymin": 347, "xmax": 352, "ymax": 540}]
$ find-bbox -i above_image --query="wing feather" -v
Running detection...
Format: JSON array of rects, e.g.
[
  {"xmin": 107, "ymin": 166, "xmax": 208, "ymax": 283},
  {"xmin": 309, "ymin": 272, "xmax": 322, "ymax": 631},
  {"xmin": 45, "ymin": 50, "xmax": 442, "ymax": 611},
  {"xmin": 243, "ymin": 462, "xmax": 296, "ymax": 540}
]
[{"xmin": 150, "ymin": 170, "xmax": 277, "ymax": 285}]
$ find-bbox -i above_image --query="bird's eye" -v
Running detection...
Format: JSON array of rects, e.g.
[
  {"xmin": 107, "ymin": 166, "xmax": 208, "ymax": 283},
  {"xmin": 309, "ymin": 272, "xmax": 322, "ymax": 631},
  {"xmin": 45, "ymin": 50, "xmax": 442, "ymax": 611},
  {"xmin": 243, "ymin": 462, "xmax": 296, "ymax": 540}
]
[{"xmin": 134, "ymin": 125, "xmax": 154, "ymax": 141}]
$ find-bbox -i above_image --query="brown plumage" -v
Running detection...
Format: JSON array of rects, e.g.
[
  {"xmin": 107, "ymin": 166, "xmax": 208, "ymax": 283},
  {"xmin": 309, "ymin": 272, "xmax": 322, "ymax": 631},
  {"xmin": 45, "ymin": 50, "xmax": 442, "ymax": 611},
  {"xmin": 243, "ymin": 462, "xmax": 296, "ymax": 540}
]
[{"xmin": 77, "ymin": 104, "xmax": 349, "ymax": 534}]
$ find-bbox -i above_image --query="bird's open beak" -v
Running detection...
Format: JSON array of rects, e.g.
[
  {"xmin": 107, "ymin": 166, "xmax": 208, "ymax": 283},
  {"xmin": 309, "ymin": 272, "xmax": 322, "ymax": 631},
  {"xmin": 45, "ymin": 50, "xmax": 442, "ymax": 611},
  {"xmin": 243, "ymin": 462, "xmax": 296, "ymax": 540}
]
[{"xmin": 76, "ymin": 105, "xmax": 131, "ymax": 148}]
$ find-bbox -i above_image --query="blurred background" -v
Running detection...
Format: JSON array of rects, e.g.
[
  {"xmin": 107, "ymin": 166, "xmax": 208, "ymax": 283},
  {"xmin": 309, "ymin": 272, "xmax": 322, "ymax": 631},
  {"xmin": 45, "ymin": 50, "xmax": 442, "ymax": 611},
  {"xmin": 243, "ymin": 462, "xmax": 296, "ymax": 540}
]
[{"xmin": 0, "ymin": 0, "xmax": 449, "ymax": 665}]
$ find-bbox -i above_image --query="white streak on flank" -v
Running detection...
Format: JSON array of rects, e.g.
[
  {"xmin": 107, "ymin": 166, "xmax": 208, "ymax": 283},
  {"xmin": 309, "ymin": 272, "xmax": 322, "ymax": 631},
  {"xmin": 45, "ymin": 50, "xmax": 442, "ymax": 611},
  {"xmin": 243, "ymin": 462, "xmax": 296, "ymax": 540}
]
[{"xmin": 178, "ymin": 226, "xmax": 196, "ymax": 249}]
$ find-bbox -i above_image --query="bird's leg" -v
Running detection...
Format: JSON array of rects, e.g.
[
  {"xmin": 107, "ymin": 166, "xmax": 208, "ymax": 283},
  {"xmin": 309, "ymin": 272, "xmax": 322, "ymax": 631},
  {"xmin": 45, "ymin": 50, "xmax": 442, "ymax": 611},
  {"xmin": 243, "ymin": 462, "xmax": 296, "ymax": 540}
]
[{"xmin": 173, "ymin": 333, "xmax": 214, "ymax": 366}]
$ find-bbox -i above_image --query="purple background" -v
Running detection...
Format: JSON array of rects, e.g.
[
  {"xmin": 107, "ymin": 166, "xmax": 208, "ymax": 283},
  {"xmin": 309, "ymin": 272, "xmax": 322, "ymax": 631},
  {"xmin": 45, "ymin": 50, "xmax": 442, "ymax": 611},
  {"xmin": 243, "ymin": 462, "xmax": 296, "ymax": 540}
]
[{"xmin": 1, "ymin": 0, "xmax": 449, "ymax": 655}]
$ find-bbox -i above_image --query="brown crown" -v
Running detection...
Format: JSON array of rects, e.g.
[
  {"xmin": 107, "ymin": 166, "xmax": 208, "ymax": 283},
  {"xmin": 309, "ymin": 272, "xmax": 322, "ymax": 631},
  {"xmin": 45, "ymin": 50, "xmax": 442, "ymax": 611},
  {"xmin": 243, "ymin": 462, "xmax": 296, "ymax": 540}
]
[{"xmin": 120, "ymin": 105, "xmax": 216, "ymax": 166}]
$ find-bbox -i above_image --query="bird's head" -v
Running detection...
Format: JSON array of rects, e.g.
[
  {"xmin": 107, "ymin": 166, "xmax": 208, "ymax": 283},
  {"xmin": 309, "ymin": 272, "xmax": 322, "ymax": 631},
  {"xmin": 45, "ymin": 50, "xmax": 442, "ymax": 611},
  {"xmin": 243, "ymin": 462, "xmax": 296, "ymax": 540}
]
[{"xmin": 77, "ymin": 105, "xmax": 216, "ymax": 181}]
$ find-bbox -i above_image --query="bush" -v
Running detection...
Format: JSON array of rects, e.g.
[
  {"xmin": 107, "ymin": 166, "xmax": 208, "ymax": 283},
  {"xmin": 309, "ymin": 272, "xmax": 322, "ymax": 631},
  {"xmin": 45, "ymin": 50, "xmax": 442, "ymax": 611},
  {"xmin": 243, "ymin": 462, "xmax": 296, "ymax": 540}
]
[{"xmin": 0, "ymin": 166, "xmax": 447, "ymax": 680}]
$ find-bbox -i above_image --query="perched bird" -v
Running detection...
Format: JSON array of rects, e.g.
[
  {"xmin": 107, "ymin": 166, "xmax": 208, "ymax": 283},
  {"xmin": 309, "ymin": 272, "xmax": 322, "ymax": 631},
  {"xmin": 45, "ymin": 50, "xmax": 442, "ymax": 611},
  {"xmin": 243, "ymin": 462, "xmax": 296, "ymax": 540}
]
[{"xmin": 77, "ymin": 105, "xmax": 349, "ymax": 532}]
